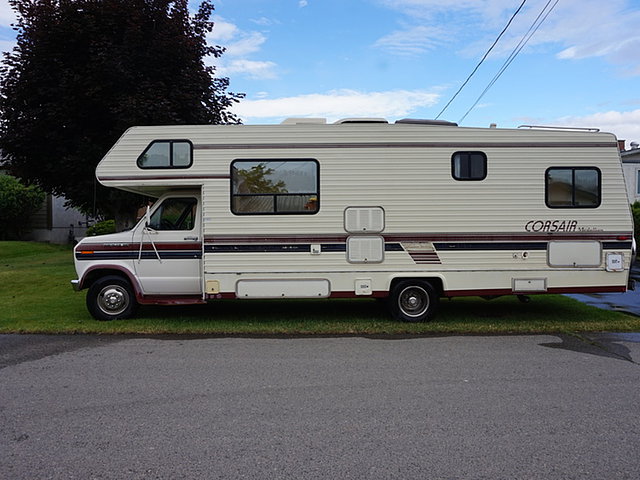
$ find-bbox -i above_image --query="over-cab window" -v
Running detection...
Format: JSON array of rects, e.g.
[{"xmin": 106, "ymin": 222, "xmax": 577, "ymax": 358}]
[
  {"xmin": 137, "ymin": 140, "xmax": 193, "ymax": 169},
  {"xmin": 149, "ymin": 198, "xmax": 197, "ymax": 230},
  {"xmin": 546, "ymin": 167, "xmax": 601, "ymax": 208},
  {"xmin": 231, "ymin": 159, "xmax": 319, "ymax": 215},
  {"xmin": 452, "ymin": 151, "xmax": 487, "ymax": 181}
]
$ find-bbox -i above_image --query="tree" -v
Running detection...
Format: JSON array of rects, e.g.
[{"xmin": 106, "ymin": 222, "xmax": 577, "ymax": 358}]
[
  {"xmin": 0, "ymin": 174, "xmax": 46, "ymax": 239},
  {"xmin": 0, "ymin": 0, "xmax": 243, "ymax": 229},
  {"xmin": 236, "ymin": 163, "xmax": 288, "ymax": 194}
]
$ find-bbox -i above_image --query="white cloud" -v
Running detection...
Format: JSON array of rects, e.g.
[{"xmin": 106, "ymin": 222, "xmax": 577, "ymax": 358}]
[
  {"xmin": 0, "ymin": 2, "xmax": 16, "ymax": 27},
  {"xmin": 218, "ymin": 59, "xmax": 278, "ymax": 80},
  {"xmin": 209, "ymin": 18, "xmax": 239, "ymax": 43},
  {"xmin": 233, "ymin": 89, "xmax": 440, "ymax": 123},
  {"xmin": 555, "ymin": 109, "xmax": 640, "ymax": 144},
  {"xmin": 299, "ymin": 0, "xmax": 308, "ymax": 7},
  {"xmin": 207, "ymin": 15, "xmax": 278, "ymax": 79},
  {"xmin": 0, "ymin": 39, "xmax": 15, "ymax": 54},
  {"xmin": 373, "ymin": 25, "xmax": 447, "ymax": 56},
  {"xmin": 225, "ymin": 31, "xmax": 267, "ymax": 57},
  {"xmin": 376, "ymin": 0, "xmax": 640, "ymax": 74}
]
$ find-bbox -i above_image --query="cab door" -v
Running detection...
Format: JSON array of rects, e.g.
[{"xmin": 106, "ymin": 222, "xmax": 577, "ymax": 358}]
[{"xmin": 133, "ymin": 195, "xmax": 202, "ymax": 295}]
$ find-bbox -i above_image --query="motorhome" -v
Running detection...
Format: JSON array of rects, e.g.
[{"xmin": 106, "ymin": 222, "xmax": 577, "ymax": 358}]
[{"xmin": 72, "ymin": 118, "xmax": 635, "ymax": 321}]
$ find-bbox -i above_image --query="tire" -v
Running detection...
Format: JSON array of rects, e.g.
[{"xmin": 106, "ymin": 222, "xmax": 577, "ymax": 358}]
[
  {"xmin": 86, "ymin": 275, "xmax": 138, "ymax": 321},
  {"xmin": 389, "ymin": 280, "xmax": 439, "ymax": 322}
]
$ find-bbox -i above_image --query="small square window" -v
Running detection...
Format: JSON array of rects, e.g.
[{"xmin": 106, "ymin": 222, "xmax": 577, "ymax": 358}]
[
  {"xmin": 452, "ymin": 152, "xmax": 487, "ymax": 181},
  {"xmin": 137, "ymin": 140, "xmax": 193, "ymax": 169},
  {"xmin": 546, "ymin": 167, "xmax": 601, "ymax": 208}
]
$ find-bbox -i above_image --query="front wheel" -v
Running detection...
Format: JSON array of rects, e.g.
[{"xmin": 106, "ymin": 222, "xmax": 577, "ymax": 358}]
[
  {"xmin": 86, "ymin": 275, "xmax": 138, "ymax": 321},
  {"xmin": 389, "ymin": 280, "xmax": 439, "ymax": 322}
]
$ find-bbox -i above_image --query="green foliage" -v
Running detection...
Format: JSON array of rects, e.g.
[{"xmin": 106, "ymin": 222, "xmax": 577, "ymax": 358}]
[
  {"xmin": 237, "ymin": 164, "xmax": 288, "ymax": 193},
  {"xmin": 0, "ymin": 175, "xmax": 45, "ymax": 239},
  {"xmin": 0, "ymin": 0, "xmax": 243, "ymax": 226},
  {"xmin": 632, "ymin": 202, "xmax": 640, "ymax": 255},
  {"xmin": 86, "ymin": 219, "xmax": 116, "ymax": 237}
]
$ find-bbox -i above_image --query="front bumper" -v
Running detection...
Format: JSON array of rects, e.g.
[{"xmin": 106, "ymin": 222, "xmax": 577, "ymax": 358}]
[{"xmin": 71, "ymin": 279, "xmax": 81, "ymax": 292}]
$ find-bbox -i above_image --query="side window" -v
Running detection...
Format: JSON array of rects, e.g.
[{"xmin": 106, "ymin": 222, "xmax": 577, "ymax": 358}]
[
  {"xmin": 231, "ymin": 159, "xmax": 319, "ymax": 215},
  {"xmin": 452, "ymin": 151, "xmax": 487, "ymax": 181},
  {"xmin": 137, "ymin": 140, "xmax": 193, "ymax": 169},
  {"xmin": 546, "ymin": 167, "xmax": 601, "ymax": 208},
  {"xmin": 637, "ymin": 170, "xmax": 640, "ymax": 195},
  {"xmin": 149, "ymin": 198, "xmax": 197, "ymax": 230}
]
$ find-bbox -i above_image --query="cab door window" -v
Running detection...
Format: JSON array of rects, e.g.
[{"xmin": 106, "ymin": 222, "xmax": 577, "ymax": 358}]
[{"xmin": 149, "ymin": 198, "xmax": 197, "ymax": 230}]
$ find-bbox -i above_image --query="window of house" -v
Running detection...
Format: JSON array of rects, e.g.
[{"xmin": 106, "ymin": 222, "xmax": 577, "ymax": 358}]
[
  {"xmin": 137, "ymin": 140, "xmax": 193, "ymax": 169},
  {"xmin": 636, "ymin": 170, "xmax": 640, "ymax": 195},
  {"xmin": 231, "ymin": 159, "xmax": 319, "ymax": 215},
  {"xmin": 149, "ymin": 197, "xmax": 197, "ymax": 230},
  {"xmin": 546, "ymin": 167, "xmax": 601, "ymax": 208},
  {"xmin": 452, "ymin": 152, "xmax": 487, "ymax": 180}
]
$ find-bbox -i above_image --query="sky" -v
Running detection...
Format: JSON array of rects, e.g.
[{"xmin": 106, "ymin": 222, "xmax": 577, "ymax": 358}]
[{"xmin": 1, "ymin": 0, "xmax": 640, "ymax": 145}]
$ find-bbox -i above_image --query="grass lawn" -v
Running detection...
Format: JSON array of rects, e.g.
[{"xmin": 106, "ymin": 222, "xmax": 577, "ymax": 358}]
[{"xmin": 1, "ymin": 241, "xmax": 639, "ymax": 335}]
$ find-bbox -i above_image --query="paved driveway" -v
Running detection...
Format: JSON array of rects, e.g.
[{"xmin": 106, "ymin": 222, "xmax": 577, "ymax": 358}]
[{"xmin": 1, "ymin": 334, "xmax": 639, "ymax": 479}]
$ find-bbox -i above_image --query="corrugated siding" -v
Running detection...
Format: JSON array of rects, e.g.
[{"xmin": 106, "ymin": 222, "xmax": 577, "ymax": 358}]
[{"xmin": 97, "ymin": 123, "xmax": 633, "ymax": 286}]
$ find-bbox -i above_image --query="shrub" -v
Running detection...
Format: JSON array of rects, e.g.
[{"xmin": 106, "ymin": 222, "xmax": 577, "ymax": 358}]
[
  {"xmin": 86, "ymin": 219, "xmax": 116, "ymax": 237},
  {"xmin": 0, "ymin": 174, "xmax": 46, "ymax": 239}
]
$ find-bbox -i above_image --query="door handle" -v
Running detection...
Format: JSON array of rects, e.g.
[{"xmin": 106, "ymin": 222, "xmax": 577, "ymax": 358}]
[{"xmin": 184, "ymin": 236, "xmax": 198, "ymax": 241}]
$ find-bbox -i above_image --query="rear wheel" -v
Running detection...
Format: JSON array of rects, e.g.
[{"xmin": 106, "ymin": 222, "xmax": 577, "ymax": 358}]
[
  {"xmin": 389, "ymin": 280, "xmax": 439, "ymax": 322},
  {"xmin": 86, "ymin": 275, "xmax": 137, "ymax": 321}
]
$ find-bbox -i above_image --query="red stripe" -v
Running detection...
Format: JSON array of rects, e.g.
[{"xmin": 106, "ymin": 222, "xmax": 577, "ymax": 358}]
[
  {"xmin": 79, "ymin": 242, "xmax": 202, "ymax": 251},
  {"xmin": 98, "ymin": 174, "xmax": 229, "ymax": 181},
  {"xmin": 195, "ymin": 141, "xmax": 615, "ymax": 150},
  {"xmin": 444, "ymin": 286, "xmax": 626, "ymax": 297},
  {"xmin": 204, "ymin": 232, "xmax": 630, "ymax": 243}
]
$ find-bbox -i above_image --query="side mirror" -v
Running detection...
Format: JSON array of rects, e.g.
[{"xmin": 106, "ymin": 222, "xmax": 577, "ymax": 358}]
[{"xmin": 144, "ymin": 205, "xmax": 151, "ymax": 229}]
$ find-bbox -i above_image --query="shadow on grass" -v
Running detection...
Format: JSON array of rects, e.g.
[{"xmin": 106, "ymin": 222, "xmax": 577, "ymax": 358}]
[{"xmin": 112, "ymin": 294, "xmax": 638, "ymax": 336}]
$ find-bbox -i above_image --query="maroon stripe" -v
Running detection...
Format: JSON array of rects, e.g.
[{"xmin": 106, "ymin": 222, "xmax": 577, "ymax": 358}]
[
  {"xmin": 195, "ymin": 142, "xmax": 615, "ymax": 150},
  {"xmin": 444, "ymin": 285, "xmax": 627, "ymax": 297},
  {"xmin": 138, "ymin": 295, "xmax": 206, "ymax": 305},
  {"xmin": 98, "ymin": 174, "xmax": 229, "ymax": 181},
  {"xmin": 204, "ymin": 232, "xmax": 631, "ymax": 243},
  {"xmin": 79, "ymin": 242, "xmax": 202, "ymax": 251}
]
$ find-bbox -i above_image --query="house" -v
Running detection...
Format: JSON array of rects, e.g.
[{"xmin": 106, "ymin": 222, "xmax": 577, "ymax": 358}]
[
  {"xmin": 620, "ymin": 140, "xmax": 640, "ymax": 205},
  {"xmin": 26, "ymin": 194, "xmax": 91, "ymax": 244},
  {"xmin": 1, "ymin": 164, "xmax": 90, "ymax": 244}
]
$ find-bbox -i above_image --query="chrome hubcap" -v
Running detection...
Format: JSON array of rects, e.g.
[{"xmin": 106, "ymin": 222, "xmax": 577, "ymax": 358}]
[
  {"xmin": 399, "ymin": 286, "xmax": 429, "ymax": 318},
  {"xmin": 97, "ymin": 286, "xmax": 129, "ymax": 315}
]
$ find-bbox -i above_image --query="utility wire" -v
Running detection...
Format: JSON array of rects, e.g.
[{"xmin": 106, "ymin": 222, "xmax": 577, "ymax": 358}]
[
  {"xmin": 435, "ymin": 0, "xmax": 527, "ymax": 120},
  {"xmin": 458, "ymin": 0, "xmax": 560, "ymax": 124}
]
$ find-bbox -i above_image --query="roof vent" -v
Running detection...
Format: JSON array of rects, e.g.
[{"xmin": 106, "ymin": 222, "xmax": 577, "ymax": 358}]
[
  {"xmin": 334, "ymin": 118, "xmax": 388, "ymax": 124},
  {"xmin": 281, "ymin": 118, "xmax": 327, "ymax": 125},
  {"xmin": 395, "ymin": 118, "xmax": 458, "ymax": 126}
]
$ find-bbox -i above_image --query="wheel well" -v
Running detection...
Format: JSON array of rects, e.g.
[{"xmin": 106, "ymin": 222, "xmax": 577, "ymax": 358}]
[
  {"xmin": 82, "ymin": 269, "xmax": 133, "ymax": 290},
  {"xmin": 390, "ymin": 277, "xmax": 444, "ymax": 295}
]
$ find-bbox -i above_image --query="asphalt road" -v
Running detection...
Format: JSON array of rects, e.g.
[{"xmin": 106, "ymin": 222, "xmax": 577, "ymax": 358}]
[{"xmin": 1, "ymin": 333, "xmax": 639, "ymax": 480}]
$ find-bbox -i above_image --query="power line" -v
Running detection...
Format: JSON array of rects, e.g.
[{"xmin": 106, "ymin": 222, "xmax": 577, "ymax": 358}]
[
  {"xmin": 458, "ymin": 0, "xmax": 560, "ymax": 124},
  {"xmin": 435, "ymin": 0, "xmax": 527, "ymax": 120}
]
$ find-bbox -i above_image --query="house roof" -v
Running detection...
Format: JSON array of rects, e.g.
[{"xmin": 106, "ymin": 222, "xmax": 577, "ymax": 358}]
[{"xmin": 621, "ymin": 148, "xmax": 640, "ymax": 163}]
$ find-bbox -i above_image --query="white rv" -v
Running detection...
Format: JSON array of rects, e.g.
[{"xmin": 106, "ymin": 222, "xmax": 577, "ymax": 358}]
[{"xmin": 72, "ymin": 118, "xmax": 635, "ymax": 321}]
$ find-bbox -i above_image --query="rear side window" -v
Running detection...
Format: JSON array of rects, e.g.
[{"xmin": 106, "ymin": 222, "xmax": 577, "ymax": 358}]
[
  {"xmin": 546, "ymin": 167, "xmax": 601, "ymax": 208},
  {"xmin": 452, "ymin": 152, "xmax": 487, "ymax": 181},
  {"xmin": 231, "ymin": 159, "xmax": 319, "ymax": 215},
  {"xmin": 138, "ymin": 140, "xmax": 193, "ymax": 169}
]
